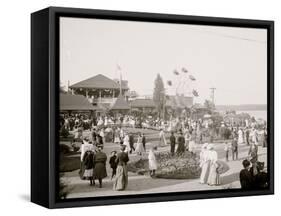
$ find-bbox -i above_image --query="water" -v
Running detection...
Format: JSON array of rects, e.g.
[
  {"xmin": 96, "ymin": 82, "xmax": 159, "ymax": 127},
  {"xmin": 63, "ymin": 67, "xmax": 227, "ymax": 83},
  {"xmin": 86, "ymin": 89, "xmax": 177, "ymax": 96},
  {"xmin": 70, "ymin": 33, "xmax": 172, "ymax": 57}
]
[{"xmin": 236, "ymin": 110, "xmax": 267, "ymax": 121}]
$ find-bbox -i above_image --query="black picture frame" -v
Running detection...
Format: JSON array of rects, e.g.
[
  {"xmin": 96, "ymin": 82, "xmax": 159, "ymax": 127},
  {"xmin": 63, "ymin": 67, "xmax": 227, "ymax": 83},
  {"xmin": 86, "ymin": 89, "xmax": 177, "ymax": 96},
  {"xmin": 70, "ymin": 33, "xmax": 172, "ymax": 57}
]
[{"xmin": 31, "ymin": 6, "xmax": 274, "ymax": 209}]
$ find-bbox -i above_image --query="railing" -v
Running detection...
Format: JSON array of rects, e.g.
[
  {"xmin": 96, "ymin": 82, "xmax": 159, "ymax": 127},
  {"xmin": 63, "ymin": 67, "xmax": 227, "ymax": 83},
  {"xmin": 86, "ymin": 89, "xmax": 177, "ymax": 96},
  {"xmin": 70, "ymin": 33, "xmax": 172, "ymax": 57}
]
[{"xmin": 88, "ymin": 97, "xmax": 116, "ymax": 104}]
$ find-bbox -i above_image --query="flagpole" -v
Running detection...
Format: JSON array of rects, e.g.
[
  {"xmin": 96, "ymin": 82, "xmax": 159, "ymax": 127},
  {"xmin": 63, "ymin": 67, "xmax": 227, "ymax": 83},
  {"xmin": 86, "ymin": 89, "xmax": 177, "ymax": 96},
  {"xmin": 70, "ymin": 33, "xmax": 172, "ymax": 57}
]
[{"xmin": 119, "ymin": 72, "xmax": 122, "ymax": 96}]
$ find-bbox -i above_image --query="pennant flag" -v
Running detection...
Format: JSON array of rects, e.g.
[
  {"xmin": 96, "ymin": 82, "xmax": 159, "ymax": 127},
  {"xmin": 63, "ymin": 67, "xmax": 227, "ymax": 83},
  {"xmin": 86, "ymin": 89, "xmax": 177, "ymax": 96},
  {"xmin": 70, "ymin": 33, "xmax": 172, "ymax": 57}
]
[
  {"xmin": 173, "ymin": 70, "xmax": 179, "ymax": 75},
  {"xmin": 182, "ymin": 67, "xmax": 188, "ymax": 73},
  {"xmin": 189, "ymin": 75, "xmax": 196, "ymax": 81},
  {"xmin": 167, "ymin": 80, "xmax": 172, "ymax": 86},
  {"xmin": 192, "ymin": 89, "xmax": 199, "ymax": 97}
]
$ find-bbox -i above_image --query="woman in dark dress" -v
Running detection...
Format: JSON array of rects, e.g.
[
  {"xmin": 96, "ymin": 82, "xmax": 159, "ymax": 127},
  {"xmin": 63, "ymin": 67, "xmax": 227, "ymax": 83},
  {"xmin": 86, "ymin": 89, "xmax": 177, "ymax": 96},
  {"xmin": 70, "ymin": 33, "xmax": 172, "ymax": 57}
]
[
  {"xmin": 93, "ymin": 145, "xmax": 107, "ymax": 188},
  {"xmin": 113, "ymin": 145, "xmax": 129, "ymax": 191},
  {"xmin": 83, "ymin": 150, "xmax": 95, "ymax": 185},
  {"xmin": 176, "ymin": 131, "xmax": 185, "ymax": 154}
]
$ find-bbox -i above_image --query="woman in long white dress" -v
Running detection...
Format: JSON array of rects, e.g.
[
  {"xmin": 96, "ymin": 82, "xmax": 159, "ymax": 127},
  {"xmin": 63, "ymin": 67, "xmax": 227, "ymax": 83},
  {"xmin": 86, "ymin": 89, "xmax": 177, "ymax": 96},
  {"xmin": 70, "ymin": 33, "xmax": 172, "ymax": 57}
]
[
  {"xmin": 123, "ymin": 133, "xmax": 130, "ymax": 153},
  {"xmin": 135, "ymin": 134, "xmax": 145, "ymax": 155},
  {"xmin": 114, "ymin": 128, "xmax": 121, "ymax": 144},
  {"xmin": 207, "ymin": 144, "xmax": 220, "ymax": 186},
  {"xmin": 199, "ymin": 143, "xmax": 210, "ymax": 184},
  {"xmin": 148, "ymin": 147, "xmax": 158, "ymax": 177},
  {"xmin": 238, "ymin": 128, "xmax": 244, "ymax": 144},
  {"xmin": 188, "ymin": 131, "xmax": 196, "ymax": 154}
]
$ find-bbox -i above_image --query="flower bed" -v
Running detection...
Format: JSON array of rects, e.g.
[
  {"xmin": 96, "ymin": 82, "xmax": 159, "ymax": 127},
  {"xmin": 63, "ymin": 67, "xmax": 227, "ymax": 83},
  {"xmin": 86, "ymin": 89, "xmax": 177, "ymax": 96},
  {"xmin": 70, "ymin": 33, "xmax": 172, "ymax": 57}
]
[{"xmin": 128, "ymin": 151, "xmax": 202, "ymax": 179}]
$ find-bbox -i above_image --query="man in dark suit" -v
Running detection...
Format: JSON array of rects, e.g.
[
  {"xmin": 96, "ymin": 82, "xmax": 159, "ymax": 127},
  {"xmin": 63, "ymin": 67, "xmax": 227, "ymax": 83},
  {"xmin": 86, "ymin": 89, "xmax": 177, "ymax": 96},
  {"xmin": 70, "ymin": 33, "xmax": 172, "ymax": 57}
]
[
  {"xmin": 231, "ymin": 137, "xmax": 238, "ymax": 160},
  {"xmin": 170, "ymin": 132, "xmax": 176, "ymax": 156},
  {"xmin": 142, "ymin": 133, "xmax": 146, "ymax": 151},
  {"xmin": 129, "ymin": 133, "xmax": 135, "ymax": 154},
  {"xmin": 239, "ymin": 159, "xmax": 253, "ymax": 189}
]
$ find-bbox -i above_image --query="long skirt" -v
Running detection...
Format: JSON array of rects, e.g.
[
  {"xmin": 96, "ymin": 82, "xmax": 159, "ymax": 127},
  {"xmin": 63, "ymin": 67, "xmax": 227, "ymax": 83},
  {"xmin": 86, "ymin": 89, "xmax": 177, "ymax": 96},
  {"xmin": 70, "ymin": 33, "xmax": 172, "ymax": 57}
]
[
  {"xmin": 238, "ymin": 135, "xmax": 244, "ymax": 144},
  {"xmin": 135, "ymin": 142, "xmax": 145, "ymax": 154},
  {"xmin": 207, "ymin": 163, "xmax": 220, "ymax": 185},
  {"xmin": 79, "ymin": 162, "xmax": 86, "ymax": 180},
  {"xmin": 93, "ymin": 163, "xmax": 107, "ymax": 179},
  {"xmin": 159, "ymin": 136, "xmax": 167, "ymax": 147},
  {"xmin": 124, "ymin": 141, "xmax": 130, "ymax": 152},
  {"xmin": 83, "ymin": 168, "xmax": 93, "ymax": 179},
  {"xmin": 113, "ymin": 165, "xmax": 128, "ymax": 191},
  {"xmin": 189, "ymin": 141, "xmax": 196, "ymax": 153},
  {"xmin": 200, "ymin": 161, "xmax": 210, "ymax": 184},
  {"xmin": 149, "ymin": 158, "xmax": 158, "ymax": 170}
]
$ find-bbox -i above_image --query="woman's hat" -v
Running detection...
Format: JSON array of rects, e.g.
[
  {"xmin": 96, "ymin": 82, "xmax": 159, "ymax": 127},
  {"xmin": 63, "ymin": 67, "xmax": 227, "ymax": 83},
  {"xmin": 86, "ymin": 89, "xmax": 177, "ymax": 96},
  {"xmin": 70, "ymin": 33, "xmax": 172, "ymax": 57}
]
[
  {"xmin": 202, "ymin": 143, "xmax": 209, "ymax": 149},
  {"xmin": 207, "ymin": 144, "xmax": 214, "ymax": 150}
]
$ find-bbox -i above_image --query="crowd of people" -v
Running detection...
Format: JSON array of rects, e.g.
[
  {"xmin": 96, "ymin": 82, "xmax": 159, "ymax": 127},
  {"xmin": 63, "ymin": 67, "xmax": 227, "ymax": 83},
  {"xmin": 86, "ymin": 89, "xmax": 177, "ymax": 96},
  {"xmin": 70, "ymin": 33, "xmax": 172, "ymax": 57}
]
[{"xmin": 60, "ymin": 112, "xmax": 268, "ymax": 192}]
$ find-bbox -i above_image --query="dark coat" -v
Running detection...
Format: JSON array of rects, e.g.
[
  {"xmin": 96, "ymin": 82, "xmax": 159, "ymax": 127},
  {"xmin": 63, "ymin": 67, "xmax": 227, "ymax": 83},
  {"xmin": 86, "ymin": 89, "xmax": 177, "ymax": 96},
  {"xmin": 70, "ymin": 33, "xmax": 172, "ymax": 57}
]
[
  {"xmin": 93, "ymin": 151, "xmax": 107, "ymax": 179},
  {"xmin": 254, "ymin": 172, "xmax": 268, "ymax": 189},
  {"xmin": 239, "ymin": 169, "xmax": 253, "ymax": 189},
  {"xmin": 129, "ymin": 135, "xmax": 134, "ymax": 146},
  {"xmin": 142, "ymin": 136, "xmax": 146, "ymax": 145},
  {"xmin": 170, "ymin": 135, "xmax": 176, "ymax": 145},
  {"xmin": 176, "ymin": 135, "xmax": 185, "ymax": 153}
]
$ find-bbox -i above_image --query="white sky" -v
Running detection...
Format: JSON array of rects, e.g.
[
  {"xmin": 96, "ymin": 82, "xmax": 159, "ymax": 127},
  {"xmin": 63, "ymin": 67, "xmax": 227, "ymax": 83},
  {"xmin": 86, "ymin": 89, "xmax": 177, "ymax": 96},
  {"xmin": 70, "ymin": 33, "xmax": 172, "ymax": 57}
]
[{"xmin": 60, "ymin": 17, "xmax": 267, "ymax": 105}]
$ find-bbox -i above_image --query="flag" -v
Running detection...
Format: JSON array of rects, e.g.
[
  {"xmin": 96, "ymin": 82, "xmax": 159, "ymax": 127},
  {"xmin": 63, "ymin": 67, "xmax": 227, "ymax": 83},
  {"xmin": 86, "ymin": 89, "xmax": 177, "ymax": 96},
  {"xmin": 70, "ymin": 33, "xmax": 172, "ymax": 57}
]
[
  {"xmin": 182, "ymin": 67, "xmax": 188, "ymax": 73},
  {"xmin": 192, "ymin": 89, "xmax": 199, "ymax": 97},
  {"xmin": 167, "ymin": 80, "xmax": 172, "ymax": 86},
  {"xmin": 189, "ymin": 75, "xmax": 196, "ymax": 81},
  {"xmin": 173, "ymin": 70, "xmax": 179, "ymax": 75}
]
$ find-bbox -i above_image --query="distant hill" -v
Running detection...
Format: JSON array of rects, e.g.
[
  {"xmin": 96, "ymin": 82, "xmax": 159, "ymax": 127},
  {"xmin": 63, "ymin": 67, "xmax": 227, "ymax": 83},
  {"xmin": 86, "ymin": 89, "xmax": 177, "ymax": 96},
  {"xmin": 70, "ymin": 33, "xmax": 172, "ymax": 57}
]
[{"xmin": 216, "ymin": 104, "xmax": 267, "ymax": 111}]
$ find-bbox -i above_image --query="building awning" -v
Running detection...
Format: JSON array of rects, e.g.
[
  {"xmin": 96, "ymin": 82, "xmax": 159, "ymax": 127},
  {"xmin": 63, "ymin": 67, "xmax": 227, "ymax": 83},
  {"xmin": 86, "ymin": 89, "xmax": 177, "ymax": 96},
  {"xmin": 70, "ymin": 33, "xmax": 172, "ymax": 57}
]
[
  {"xmin": 70, "ymin": 74, "xmax": 129, "ymax": 90},
  {"xmin": 60, "ymin": 94, "xmax": 95, "ymax": 111}
]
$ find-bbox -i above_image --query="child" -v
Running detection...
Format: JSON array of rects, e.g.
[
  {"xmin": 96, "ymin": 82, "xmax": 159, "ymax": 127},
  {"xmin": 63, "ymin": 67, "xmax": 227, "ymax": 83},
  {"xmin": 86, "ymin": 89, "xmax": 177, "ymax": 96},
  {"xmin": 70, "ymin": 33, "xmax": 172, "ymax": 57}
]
[
  {"xmin": 148, "ymin": 146, "xmax": 158, "ymax": 177},
  {"xmin": 224, "ymin": 142, "xmax": 231, "ymax": 162},
  {"xmin": 109, "ymin": 151, "xmax": 117, "ymax": 180},
  {"xmin": 83, "ymin": 150, "xmax": 95, "ymax": 186}
]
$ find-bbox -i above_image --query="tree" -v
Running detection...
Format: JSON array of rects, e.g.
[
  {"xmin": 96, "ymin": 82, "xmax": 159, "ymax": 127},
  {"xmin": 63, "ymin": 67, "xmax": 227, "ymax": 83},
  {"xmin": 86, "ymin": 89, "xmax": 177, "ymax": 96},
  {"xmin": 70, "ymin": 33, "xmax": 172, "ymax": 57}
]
[{"xmin": 153, "ymin": 74, "xmax": 165, "ymax": 117}]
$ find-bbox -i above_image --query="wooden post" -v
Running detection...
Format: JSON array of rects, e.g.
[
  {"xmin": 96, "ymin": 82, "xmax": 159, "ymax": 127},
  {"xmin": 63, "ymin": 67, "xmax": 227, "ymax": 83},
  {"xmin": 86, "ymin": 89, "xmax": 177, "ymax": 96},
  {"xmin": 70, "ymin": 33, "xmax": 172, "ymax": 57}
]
[{"xmin": 99, "ymin": 90, "xmax": 102, "ymax": 103}]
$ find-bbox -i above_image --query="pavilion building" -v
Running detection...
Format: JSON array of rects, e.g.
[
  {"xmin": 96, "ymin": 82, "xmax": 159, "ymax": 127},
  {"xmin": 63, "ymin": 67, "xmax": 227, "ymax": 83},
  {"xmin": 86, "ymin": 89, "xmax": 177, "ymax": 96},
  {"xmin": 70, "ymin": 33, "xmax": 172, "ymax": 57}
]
[{"xmin": 69, "ymin": 74, "xmax": 129, "ymax": 107}]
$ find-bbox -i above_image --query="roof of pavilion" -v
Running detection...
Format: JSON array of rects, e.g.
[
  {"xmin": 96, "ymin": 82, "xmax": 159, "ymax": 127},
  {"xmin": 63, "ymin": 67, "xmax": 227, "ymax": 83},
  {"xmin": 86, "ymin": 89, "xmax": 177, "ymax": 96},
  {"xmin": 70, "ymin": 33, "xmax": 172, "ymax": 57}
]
[
  {"xmin": 60, "ymin": 94, "xmax": 95, "ymax": 111},
  {"xmin": 110, "ymin": 95, "xmax": 130, "ymax": 110},
  {"xmin": 70, "ymin": 74, "xmax": 129, "ymax": 90},
  {"xmin": 131, "ymin": 98, "xmax": 156, "ymax": 108}
]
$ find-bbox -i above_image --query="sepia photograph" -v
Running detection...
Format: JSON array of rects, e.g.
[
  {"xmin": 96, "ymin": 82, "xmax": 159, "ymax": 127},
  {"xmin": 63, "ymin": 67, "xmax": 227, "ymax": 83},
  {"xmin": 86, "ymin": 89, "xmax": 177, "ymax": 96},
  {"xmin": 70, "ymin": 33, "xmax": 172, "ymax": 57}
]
[{"xmin": 58, "ymin": 16, "xmax": 269, "ymax": 200}]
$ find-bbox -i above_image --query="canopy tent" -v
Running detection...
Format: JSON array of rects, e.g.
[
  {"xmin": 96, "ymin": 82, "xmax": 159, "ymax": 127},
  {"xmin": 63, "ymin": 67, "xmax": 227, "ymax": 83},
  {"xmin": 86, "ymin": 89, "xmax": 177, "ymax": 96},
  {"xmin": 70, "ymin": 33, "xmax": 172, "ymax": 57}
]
[
  {"xmin": 110, "ymin": 95, "xmax": 130, "ymax": 110},
  {"xmin": 60, "ymin": 94, "xmax": 95, "ymax": 111}
]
